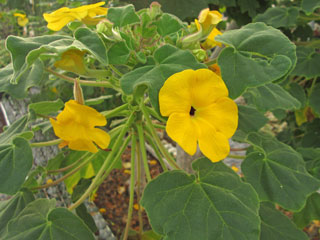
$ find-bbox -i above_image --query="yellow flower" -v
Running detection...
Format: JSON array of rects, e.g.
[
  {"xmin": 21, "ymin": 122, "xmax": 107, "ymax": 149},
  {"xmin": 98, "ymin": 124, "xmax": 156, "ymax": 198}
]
[
  {"xmin": 43, "ymin": 2, "xmax": 108, "ymax": 31},
  {"xmin": 54, "ymin": 49, "xmax": 87, "ymax": 75},
  {"xmin": 198, "ymin": 8, "xmax": 222, "ymax": 34},
  {"xmin": 13, "ymin": 13, "xmax": 29, "ymax": 27},
  {"xmin": 159, "ymin": 69, "xmax": 238, "ymax": 162},
  {"xmin": 195, "ymin": 19, "xmax": 222, "ymax": 49},
  {"xmin": 50, "ymin": 100, "xmax": 110, "ymax": 153}
]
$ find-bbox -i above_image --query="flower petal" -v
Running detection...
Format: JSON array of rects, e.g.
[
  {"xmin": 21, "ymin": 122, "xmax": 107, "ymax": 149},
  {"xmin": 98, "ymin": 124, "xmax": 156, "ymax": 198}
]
[
  {"xmin": 68, "ymin": 139, "xmax": 98, "ymax": 153},
  {"xmin": 159, "ymin": 69, "xmax": 194, "ymax": 116},
  {"xmin": 202, "ymin": 28, "xmax": 222, "ymax": 49},
  {"xmin": 89, "ymin": 128, "xmax": 110, "ymax": 150},
  {"xmin": 190, "ymin": 69, "xmax": 229, "ymax": 108},
  {"xmin": 166, "ymin": 112, "xmax": 198, "ymax": 155},
  {"xmin": 196, "ymin": 118, "xmax": 230, "ymax": 162},
  {"xmin": 57, "ymin": 100, "xmax": 106, "ymax": 127},
  {"xmin": 196, "ymin": 97, "xmax": 238, "ymax": 138},
  {"xmin": 46, "ymin": 16, "xmax": 75, "ymax": 31}
]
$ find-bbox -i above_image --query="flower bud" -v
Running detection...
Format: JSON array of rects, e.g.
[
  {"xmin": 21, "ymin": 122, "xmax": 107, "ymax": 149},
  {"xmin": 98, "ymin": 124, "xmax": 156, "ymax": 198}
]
[
  {"xmin": 192, "ymin": 49, "xmax": 207, "ymax": 62},
  {"xmin": 96, "ymin": 19, "xmax": 114, "ymax": 36},
  {"xmin": 149, "ymin": 2, "xmax": 162, "ymax": 20}
]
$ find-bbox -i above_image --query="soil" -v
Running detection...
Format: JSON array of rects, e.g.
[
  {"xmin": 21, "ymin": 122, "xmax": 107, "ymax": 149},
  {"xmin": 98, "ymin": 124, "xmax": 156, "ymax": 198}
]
[{"xmin": 94, "ymin": 147, "xmax": 163, "ymax": 239}]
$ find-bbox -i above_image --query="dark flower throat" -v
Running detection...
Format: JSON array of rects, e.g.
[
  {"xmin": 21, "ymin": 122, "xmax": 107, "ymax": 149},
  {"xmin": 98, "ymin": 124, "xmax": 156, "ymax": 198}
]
[{"xmin": 189, "ymin": 106, "xmax": 196, "ymax": 116}]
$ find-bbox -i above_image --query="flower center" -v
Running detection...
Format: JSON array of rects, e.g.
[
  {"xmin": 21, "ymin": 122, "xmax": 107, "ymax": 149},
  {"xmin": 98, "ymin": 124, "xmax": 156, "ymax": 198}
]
[{"xmin": 189, "ymin": 106, "xmax": 196, "ymax": 116}]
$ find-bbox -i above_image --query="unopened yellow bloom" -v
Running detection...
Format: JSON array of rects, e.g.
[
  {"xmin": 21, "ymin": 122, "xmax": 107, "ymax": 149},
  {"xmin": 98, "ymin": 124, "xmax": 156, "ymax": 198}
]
[
  {"xmin": 14, "ymin": 13, "xmax": 29, "ymax": 27},
  {"xmin": 50, "ymin": 100, "xmax": 110, "ymax": 153},
  {"xmin": 195, "ymin": 19, "xmax": 222, "ymax": 49},
  {"xmin": 54, "ymin": 49, "xmax": 87, "ymax": 75},
  {"xmin": 159, "ymin": 69, "xmax": 238, "ymax": 162},
  {"xmin": 43, "ymin": 2, "xmax": 108, "ymax": 31},
  {"xmin": 198, "ymin": 8, "xmax": 222, "ymax": 34}
]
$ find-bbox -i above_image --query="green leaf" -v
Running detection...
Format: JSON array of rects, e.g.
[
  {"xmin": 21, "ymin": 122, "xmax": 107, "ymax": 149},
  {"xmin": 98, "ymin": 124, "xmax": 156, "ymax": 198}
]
[
  {"xmin": 0, "ymin": 189, "xmax": 34, "ymax": 237},
  {"xmin": 301, "ymin": 119, "xmax": 320, "ymax": 148},
  {"xmin": 3, "ymin": 199, "xmax": 95, "ymax": 240},
  {"xmin": 63, "ymin": 150, "xmax": 119, "ymax": 194},
  {"xmin": 292, "ymin": 46, "xmax": 320, "ymax": 78},
  {"xmin": 254, "ymin": 7, "xmax": 299, "ymax": 28},
  {"xmin": 0, "ymin": 61, "xmax": 44, "ymax": 99},
  {"xmin": 301, "ymin": 0, "xmax": 320, "ymax": 14},
  {"xmin": 5, "ymin": 35, "xmax": 70, "ymax": 83},
  {"xmin": 141, "ymin": 158, "xmax": 260, "ymax": 240},
  {"xmin": 156, "ymin": 13, "xmax": 185, "ymax": 37},
  {"xmin": 238, "ymin": 105, "xmax": 268, "ymax": 134},
  {"xmin": 244, "ymin": 83, "xmax": 301, "ymax": 112},
  {"xmin": 288, "ymin": 82, "xmax": 306, "ymax": 108},
  {"xmin": 108, "ymin": 41, "xmax": 131, "ymax": 65},
  {"xmin": 216, "ymin": 22, "xmax": 296, "ymax": 99},
  {"xmin": 75, "ymin": 204, "xmax": 98, "ymax": 234},
  {"xmin": 242, "ymin": 132, "xmax": 320, "ymax": 210},
  {"xmin": 74, "ymin": 28, "xmax": 108, "ymax": 65},
  {"xmin": 238, "ymin": 0, "xmax": 260, "ymax": 17},
  {"xmin": 260, "ymin": 202, "xmax": 308, "ymax": 240},
  {"xmin": 309, "ymin": 82, "xmax": 320, "ymax": 115},
  {"xmin": 107, "ymin": 4, "xmax": 140, "ymax": 27},
  {"xmin": 0, "ymin": 115, "xmax": 28, "ymax": 144},
  {"xmin": 293, "ymin": 192, "xmax": 320, "ymax": 228},
  {"xmin": 297, "ymin": 147, "xmax": 320, "ymax": 180},
  {"xmin": 28, "ymin": 99, "xmax": 64, "ymax": 116},
  {"xmin": 0, "ymin": 137, "xmax": 33, "ymax": 195},
  {"xmin": 120, "ymin": 44, "xmax": 205, "ymax": 112}
]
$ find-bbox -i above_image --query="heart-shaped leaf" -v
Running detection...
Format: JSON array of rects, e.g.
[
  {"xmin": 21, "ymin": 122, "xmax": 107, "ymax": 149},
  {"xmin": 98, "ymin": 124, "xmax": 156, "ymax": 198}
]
[
  {"xmin": 107, "ymin": 4, "xmax": 140, "ymax": 27},
  {"xmin": 0, "ymin": 189, "xmax": 34, "ymax": 237},
  {"xmin": 156, "ymin": 13, "xmax": 185, "ymax": 37},
  {"xmin": 5, "ymin": 35, "xmax": 70, "ymax": 83},
  {"xmin": 292, "ymin": 46, "xmax": 320, "ymax": 78},
  {"xmin": 216, "ymin": 22, "xmax": 296, "ymax": 99},
  {"xmin": 244, "ymin": 83, "xmax": 301, "ymax": 112},
  {"xmin": 301, "ymin": 0, "xmax": 320, "ymax": 14},
  {"xmin": 242, "ymin": 132, "xmax": 320, "ymax": 210},
  {"xmin": 0, "ymin": 61, "xmax": 44, "ymax": 99},
  {"xmin": 141, "ymin": 158, "xmax": 260, "ymax": 240},
  {"xmin": 3, "ymin": 199, "xmax": 95, "ymax": 240},
  {"xmin": 0, "ymin": 137, "xmax": 33, "ymax": 195},
  {"xmin": 254, "ymin": 7, "xmax": 299, "ymax": 28}
]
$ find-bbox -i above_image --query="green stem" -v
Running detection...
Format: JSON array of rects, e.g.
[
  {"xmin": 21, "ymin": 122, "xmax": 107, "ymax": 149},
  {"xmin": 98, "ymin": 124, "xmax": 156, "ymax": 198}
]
[
  {"xmin": 123, "ymin": 133, "xmax": 136, "ymax": 240},
  {"xmin": 204, "ymin": 58, "xmax": 217, "ymax": 66},
  {"xmin": 46, "ymin": 68, "xmax": 118, "ymax": 89},
  {"xmin": 100, "ymin": 103, "xmax": 129, "ymax": 118},
  {"xmin": 32, "ymin": 152, "xmax": 92, "ymax": 190},
  {"xmin": 30, "ymin": 139, "xmax": 62, "ymax": 147},
  {"xmin": 153, "ymin": 123, "xmax": 166, "ymax": 130},
  {"xmin": 147, "ymin": 106, "xmax": 167, "ymax": 123},
  {"xmin": 137, "ymin": 123, "xmax": 152, "ymax": 182},
  {"xmin": 97, "ymin": 135, "xmax": 131, "ymax": 186},
  {"xmin": 145, "ymin": 131, "xmax": 168, "ymax": 172},
  {"xmin": 68, "ymin": 113, "xmax": 135, "ymax": 211},
  {"xmin": 227, "ymin": 154, "xmax": 246, "ymax": 159},
  {"xmin": 47, "ymin": 154, "xmax": 86, "ymax": 174},
  {"xmin": 136, "ymin": 134, "xmax": 144, "ymax": 238},
  {"xmin": 109, "ymin": 64, "xmax": 123, "ymax": 77},
  {"xmin": 141, "ymin": 104, "xmax": 180, "ymax": 170},
  {"xmin": 308, "ymin": 77, "xmax": 317, "ymax": 97}
]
